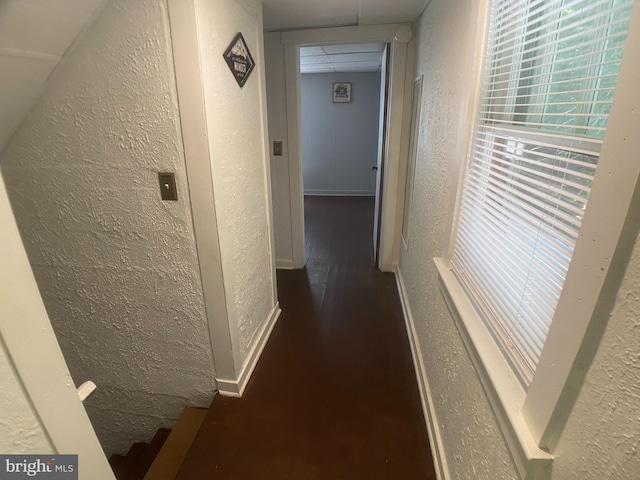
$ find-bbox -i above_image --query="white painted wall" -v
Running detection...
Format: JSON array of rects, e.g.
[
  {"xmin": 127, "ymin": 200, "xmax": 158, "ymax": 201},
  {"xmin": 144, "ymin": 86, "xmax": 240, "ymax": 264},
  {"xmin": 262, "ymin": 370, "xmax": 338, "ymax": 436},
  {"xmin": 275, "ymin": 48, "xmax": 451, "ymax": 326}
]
[
  {"xmin": 551, "ymin": 233, "xmax": 640, "ymax": 477},
  {"xmin": 0, "ymin": 0, "xmax": 215, "ymax": 456},
  {"xmin": 301, "ymin": 72, "xmax": 380, "ymax": 196},
  {"xmin": 193, "ymin": 0, "xmax": 278, "ymax": 368},
  {"xmin": 399, "ymin": 0, "xmax": 640, "ymax": 478},
  {"xmin": 398, "ymin": 2, "xmax": 518, "ymax": 478},
  {"xmin": 0, "ymin": 341, "xmax": 53, "ymax": 455},
  {"xmin": 0, "ymin": 172, "xmax": 114, "ymax": 478}
]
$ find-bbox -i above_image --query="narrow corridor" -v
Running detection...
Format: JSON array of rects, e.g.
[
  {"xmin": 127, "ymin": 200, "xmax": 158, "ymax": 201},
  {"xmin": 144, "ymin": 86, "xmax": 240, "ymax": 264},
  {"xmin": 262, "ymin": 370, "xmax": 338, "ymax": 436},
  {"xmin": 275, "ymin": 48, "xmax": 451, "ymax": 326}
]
[{"xmin": 176, "ymin": 196, "xmax": 436, "ymax": 479}]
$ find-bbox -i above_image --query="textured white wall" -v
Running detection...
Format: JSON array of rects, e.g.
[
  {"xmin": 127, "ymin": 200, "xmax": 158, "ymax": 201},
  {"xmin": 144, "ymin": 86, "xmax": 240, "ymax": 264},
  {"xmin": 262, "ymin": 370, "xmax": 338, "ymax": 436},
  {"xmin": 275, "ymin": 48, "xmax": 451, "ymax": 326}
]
[
  {"xmin": 398, "ymin": 1, "xmax": 519, "ymax": 478},
  {"xmin": 0, "ymin": 0, "xmax": 215, "ymax": 456},
  {"xmin": 551, "ymin": 231, "xmax": 640, "ymax": 479},
  {"xmin": 195, "ymin": 0, "xmax": 276, "ymax": 360},
  {"xmin": 1, "ymin": 170, "xmax": 114, "ymax": 478},
  {"xmin": 401, "ymin": 0, "xmax": 640, "ymax": 479},
  {"xmin": 301, "ymin": 72, "xmax": 380, "ymax": 196},
  {"xmin": 0, "ymin": 343, "xmax": 53, "ymax": 454},
  {"xmin": 264, "ymin": 31, "xmax": 294, "ymax": 266}
]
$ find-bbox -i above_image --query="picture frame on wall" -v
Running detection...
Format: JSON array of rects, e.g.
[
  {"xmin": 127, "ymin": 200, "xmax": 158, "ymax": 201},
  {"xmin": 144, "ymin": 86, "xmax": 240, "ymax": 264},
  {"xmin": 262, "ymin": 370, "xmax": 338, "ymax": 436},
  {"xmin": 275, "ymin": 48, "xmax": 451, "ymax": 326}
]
[
  {"xmin": 223, "ymin": 32, "xmax": 255, "ymax": 88},
  {"xmin": 332, "ymin": 82, "xmax": 352, "ymax": 103}
]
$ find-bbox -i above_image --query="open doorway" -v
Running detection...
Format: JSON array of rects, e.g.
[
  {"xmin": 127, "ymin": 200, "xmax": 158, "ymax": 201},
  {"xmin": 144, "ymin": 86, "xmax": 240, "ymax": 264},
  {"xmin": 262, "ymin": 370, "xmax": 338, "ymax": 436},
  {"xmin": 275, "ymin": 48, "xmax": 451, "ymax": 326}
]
[
  {"xmin": 277, "ymin": 24, "xmax": 413, "ymax": 272},
  {"xmin": 299, "ymin": 42, "xmax": 389, "ymax": 263}
]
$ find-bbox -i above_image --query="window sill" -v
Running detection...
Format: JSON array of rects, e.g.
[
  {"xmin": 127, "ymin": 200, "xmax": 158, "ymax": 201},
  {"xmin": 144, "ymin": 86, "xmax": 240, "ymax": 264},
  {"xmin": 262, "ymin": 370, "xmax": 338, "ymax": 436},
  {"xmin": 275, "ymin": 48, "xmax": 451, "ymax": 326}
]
[{"xmin": 434, "ymin": 257, "xmax": 553, "ymax": 479}]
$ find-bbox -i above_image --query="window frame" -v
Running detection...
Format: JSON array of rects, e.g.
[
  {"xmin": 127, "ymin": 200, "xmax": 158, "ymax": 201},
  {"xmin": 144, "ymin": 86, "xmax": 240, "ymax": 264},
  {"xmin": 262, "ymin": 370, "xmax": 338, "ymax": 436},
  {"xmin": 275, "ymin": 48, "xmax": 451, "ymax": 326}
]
[
  {"xmin": 436, "ymin": 0, "xmax": 640, "ymax": 476},
  {"xmin": 456, "ymin": 0, "xmax": 631, "ymax": 385},
  {"xmin": 453, "ymin": 121, "xmax": 603, "ymax": 384}
]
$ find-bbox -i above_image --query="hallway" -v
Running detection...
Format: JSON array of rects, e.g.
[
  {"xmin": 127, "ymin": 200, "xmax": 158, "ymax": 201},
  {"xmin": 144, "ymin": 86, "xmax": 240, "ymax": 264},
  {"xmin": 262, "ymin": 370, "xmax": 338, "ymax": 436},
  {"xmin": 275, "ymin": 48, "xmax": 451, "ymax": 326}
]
[{"xmin": 176, "ymin": 196, "xmax": 436, "ymax": 479}]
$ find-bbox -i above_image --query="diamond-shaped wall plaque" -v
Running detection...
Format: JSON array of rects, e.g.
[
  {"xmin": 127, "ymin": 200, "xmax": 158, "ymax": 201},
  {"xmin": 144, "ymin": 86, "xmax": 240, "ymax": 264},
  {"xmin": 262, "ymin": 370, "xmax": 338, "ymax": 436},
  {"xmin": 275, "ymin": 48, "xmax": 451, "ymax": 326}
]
[{"xmin": 223, "ymin": 32, "xmax": 255, "ymax": 88}]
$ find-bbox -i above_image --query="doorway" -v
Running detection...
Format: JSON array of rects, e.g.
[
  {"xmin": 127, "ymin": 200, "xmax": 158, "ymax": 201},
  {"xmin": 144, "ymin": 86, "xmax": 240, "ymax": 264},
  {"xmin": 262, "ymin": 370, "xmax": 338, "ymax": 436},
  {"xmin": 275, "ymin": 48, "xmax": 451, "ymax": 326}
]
[
  {"xmin": 280, "ymin": 24, "xmax": 413, "ymax": 272},
  {"xmin": 299, "ymin": 42, "xmax": 389, "ymax": 263}
]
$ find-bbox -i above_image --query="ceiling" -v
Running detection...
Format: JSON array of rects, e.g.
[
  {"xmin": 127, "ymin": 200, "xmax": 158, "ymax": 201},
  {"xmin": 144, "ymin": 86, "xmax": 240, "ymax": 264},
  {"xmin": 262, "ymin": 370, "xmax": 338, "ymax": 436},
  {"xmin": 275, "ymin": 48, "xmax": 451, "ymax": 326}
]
[
  {"xmin": 0, "ymin": 0, "xmax": 428, "ymax": 154},
  {"xmin": 300, "ymin": 43, "xmax": 386, "ymax": 74},
  {"xmin": 262, "ymin": 0, "xmax": 428, "ymax": 32},
  {"xmin": 268, "ymin": 0, "xmax": 428, "ymax": 74}
]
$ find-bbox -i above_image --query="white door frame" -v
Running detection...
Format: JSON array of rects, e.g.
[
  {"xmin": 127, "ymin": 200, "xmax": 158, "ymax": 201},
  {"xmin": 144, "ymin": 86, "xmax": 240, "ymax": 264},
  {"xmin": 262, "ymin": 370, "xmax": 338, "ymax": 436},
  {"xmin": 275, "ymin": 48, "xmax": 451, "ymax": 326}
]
[
  {"xmin": 281, "ymin": 24, "xmax": 413, "ymax": 272},
  {"xmin": 374, "ymin": 43, "xmax": 390, "ymax": 264}
]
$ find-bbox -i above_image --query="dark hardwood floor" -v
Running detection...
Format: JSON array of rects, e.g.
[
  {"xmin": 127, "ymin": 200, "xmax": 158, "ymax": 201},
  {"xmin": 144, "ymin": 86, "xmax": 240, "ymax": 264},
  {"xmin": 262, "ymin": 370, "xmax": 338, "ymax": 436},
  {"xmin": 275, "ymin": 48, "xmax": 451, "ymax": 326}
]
[{"xmin": 176, "ymin": 196, "xmax": 436, "ymax": 479}]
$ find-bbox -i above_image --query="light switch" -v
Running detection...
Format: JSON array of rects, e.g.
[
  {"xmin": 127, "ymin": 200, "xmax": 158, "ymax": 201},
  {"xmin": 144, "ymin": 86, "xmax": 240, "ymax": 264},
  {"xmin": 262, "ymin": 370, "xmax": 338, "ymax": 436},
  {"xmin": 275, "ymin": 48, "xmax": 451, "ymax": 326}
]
[
  {"xmin": 273, "ymin": 141, "xmax": 283, "ymax": 156},
  {"xmin": 158, "ymin": 172, "xmax": 178, "ymax": 201}
]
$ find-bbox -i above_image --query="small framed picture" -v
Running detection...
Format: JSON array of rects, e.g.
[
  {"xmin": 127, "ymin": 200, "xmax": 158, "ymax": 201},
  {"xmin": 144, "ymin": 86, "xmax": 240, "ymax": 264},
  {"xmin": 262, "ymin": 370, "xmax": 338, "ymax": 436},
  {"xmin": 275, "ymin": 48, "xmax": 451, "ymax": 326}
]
[{"xmin": 332, "ymin": 82, "xmax": 352, "ymax": 103}]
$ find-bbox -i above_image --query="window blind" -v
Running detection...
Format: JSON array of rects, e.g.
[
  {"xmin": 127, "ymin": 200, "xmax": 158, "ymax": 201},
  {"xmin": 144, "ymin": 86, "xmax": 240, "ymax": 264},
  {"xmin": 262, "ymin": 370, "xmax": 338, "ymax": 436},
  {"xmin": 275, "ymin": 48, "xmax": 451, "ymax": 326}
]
[{"xmin": 450, "ymin": 0, "xmax": 633, "ymax": 385}]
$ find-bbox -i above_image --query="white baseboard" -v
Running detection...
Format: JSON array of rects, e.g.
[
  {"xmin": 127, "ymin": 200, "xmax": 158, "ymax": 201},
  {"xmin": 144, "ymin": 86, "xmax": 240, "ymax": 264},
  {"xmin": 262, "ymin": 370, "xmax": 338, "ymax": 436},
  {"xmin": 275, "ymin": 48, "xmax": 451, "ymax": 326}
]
[
  {"xmin": 275, "ymin": 258, "xmax": 297, "ymax": 270},
  {"xmin": 217, "ymin": 303, "xmax": 281, "ymax": 398},
  {"xmin": 395, "ymin": 269, "xmax": 450, "ymax": 480},
  {"xmin": 304, "ymin": 189, "xmax": 375, "ymax": 197}
]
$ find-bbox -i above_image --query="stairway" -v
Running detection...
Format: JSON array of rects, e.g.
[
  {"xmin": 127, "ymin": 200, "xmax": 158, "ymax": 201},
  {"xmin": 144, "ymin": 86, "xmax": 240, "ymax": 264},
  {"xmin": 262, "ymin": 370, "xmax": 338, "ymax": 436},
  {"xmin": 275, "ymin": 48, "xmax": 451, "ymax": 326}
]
[{"xmin": 110, "ymin": 407, "xmax": 207, "ymax": 480}]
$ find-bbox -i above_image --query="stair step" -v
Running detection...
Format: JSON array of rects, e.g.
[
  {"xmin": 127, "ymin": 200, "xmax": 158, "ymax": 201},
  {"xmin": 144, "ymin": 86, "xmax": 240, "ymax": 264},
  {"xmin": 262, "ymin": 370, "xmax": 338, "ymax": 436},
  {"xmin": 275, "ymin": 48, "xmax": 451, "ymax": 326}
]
[
  {"xmin": 128, "ymin": 428, "xmax": 172, "ymax": 480},
  {"xmin": 109, "ymin": 454, "xmax": 128, "ymax": 480},
  {"xmin": 109, "ymin": 441, "xmax": 148, "ymax": 480},
  {"xmin": 143, "ymin": 408, "xmax": 207, "ymax": 480},
  {"xmin": 123, "ymin": 442, "xmax": 148, "ymax": 478}
]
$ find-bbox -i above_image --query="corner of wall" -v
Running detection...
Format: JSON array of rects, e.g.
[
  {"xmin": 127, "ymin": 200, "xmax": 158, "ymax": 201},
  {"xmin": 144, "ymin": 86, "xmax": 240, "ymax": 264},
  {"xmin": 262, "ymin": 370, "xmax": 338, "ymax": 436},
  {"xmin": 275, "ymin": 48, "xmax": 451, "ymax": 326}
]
[{"xmin": 189, "ymin": 0, "xmax": 279, "ymax": 389}]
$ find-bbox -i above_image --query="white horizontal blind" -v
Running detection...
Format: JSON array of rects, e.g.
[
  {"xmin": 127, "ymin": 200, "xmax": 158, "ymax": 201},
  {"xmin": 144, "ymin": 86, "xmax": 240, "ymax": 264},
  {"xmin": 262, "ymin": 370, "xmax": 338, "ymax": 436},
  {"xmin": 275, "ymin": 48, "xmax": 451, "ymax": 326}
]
[{"xmin": 450, "ymin": 0, "xmax": 633, "ymax": 385}]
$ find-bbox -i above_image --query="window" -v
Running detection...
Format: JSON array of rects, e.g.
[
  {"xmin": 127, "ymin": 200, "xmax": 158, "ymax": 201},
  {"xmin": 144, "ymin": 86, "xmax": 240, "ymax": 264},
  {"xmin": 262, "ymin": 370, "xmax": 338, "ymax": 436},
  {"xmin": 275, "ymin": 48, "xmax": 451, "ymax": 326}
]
[{"xmin": 450, "ymin": 0, "xmax": 633, "ymax": 386}]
